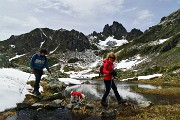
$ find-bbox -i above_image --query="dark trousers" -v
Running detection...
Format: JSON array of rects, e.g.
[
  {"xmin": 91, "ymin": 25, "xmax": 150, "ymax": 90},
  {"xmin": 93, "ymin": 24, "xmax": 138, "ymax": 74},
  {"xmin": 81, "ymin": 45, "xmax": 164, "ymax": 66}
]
[
  {"xmin": 101, "ymin": 80, "xmax": 122, "ymax": 102},
  {"xmin": 34, "ymin": 69, "xmax": 43, "ymax": 92}
]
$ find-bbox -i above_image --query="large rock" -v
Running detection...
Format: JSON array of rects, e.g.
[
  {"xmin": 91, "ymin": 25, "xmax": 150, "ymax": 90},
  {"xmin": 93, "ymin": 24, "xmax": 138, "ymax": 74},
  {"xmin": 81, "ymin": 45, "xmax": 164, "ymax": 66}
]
[
  {"xmin": 31, "ymin": 103, "xmax": 44, "ymax": 109},
  {"xmin": 45, "ymin": 99, "xmax": 64, "ymax": 109},
  {"xmin": 16, "ymin": 103, "xmax": 32, "ymax": 110},
  {"xmin": 42, "ymin": 92, "xmax": 65, "ymax": 101},
  {"xmin": 101, "ymin": 109, "xmax": 116, "ymax": 118},
  {"xmin": 45, "ymin": 77, "xmax": 67, "ymax": 92},
  {"xmin": 66, "ymin": 103, "xmax": 74, "ymax": 110},
  {"xmin": 138, "ymin": 101, "xmax": 152, "ymax": 108}
]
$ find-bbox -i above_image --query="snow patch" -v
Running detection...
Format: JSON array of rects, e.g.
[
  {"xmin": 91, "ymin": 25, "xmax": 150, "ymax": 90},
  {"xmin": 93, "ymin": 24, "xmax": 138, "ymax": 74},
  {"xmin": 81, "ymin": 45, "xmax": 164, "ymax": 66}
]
[
  {"xmin": 9, "ymin": 54, "xmax": 26, "ymax": 61},
  {"xmin": 10, "ymin": 45, "xmax": 15, "ymax": 48},
  {"xmin": 0, "ymin": 68, "xmax": 35, "ymax": 112},
  {"xmin": 138, "ymin": 74, "xmax": 162, "ymax": 80},
  {"xmin": 50, "ymin": 46, "xmax": 59, "ymax": 54},
  {"xmin": 149, "ymin": 38, "xmax": 168, "ymax": 46},
  {"xmin": 116, "ymin": 55, "xmax": 146, "ymax": 70},
  {"xmin": 98, "ymin": 36, "xmax": 128, "ymax": 49},
  {"xmin": 58, "ymin": 78, "xmax": 82, "ymax": 85}
]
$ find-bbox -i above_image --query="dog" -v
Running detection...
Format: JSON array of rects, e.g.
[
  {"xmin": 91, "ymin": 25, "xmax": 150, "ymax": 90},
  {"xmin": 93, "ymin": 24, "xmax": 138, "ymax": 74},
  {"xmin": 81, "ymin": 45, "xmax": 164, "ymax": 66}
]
[{"xmin": 70, "ymin": 91, "xmax": 85, "ymax": 104}]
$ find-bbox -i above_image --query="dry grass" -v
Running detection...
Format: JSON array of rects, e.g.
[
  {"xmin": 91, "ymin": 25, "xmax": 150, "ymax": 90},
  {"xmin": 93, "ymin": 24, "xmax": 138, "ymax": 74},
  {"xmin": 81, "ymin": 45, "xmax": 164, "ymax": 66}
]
[
  {"xmin": 131, "ymin": 78, "xmax": 180, "ymax": 96},
  {"xmin": 0, "ymin": 110, "xmax": 16, "ymax": 120},
  {"xmin": 116, "ymin": 104, "xmax": 180, "ymax": 120},
  {"xmin": 132, "ymin": 87, "xmax": 180, "ymax": 96},
  {"xmin": 137, "ymin": 78, "xmax": 180, "ymax": 87}
]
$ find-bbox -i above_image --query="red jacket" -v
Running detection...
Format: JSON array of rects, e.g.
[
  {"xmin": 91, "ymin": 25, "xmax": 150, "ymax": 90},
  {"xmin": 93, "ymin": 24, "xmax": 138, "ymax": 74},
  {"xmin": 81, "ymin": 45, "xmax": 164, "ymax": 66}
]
[{"xmin": 103, "ymin": 59, "xmax": 114, "ymax": 80}]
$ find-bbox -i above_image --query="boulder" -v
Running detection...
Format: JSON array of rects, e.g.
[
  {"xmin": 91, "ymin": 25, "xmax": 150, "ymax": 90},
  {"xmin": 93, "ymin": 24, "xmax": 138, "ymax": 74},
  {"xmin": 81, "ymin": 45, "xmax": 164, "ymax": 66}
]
[
  {"xmin": 46, "ymin": 78, "xmax": 67, "ymax": 92},
  {"xmin": 138, "ymin": 101, "xmax": 152, "ymax": 108},
  {"xmin": 85, "ymin": 104, "xmax": 94, "ymax": 109},
  {"xmin": 45, "ymin": 99, "xmax": 64, "ymax": 109},
  {"xmin": 42, "ymin": 93, "xmax": 65, "ymax": 101},
  {"xmin": 66, "ymin": 104, "xmax": 74, "ymax": 110},
  {"xmin": 16, "ymin": 103, "xmax": 32, "ymax": 110},
  {"xmin": 31, "ymin": 103, "xmax": 44, "ymax": 109},
  {"xmin": 101, "ymin": 109, "xmax": 116, "ymax": 118}
]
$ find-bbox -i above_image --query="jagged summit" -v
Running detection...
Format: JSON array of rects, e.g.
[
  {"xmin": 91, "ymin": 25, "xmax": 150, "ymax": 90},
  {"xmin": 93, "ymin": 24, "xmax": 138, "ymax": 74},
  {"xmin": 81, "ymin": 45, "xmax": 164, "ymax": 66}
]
[
  {"xmin": 89, "ymin": 21, "xmax": 143, "ymax": 42},
  {"xmin": 0, "ymin": 28, "xmax": 95, "ymax": 55},
  {"xmin": 102, "ymin": 21, "xmax": 127, "ymax": 39}
]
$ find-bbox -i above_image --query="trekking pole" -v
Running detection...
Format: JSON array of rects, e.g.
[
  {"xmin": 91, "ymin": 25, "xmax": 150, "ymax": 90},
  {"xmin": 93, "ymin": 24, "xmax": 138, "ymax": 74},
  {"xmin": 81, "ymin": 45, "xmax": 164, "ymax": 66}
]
[{"xmin": 20, "ymin": 73, "xmax": 31, "ymax": 94}]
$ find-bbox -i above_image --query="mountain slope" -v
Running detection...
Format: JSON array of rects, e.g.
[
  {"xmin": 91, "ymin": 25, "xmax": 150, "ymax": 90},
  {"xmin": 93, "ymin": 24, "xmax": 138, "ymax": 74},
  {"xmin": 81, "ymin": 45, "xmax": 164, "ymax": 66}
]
[
  {"xmin": 114, "ymin": 9, "xmax": 180, "ymax": 74},
  {"xmin": 0, "ymin": 28, "xmax": 96, "ymax": 57}
]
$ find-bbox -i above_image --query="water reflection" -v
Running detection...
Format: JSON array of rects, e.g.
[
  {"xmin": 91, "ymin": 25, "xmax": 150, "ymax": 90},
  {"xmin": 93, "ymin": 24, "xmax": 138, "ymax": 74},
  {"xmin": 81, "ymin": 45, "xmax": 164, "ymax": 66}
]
[
  {"xmin": 138, "ymin": 84, "xmax": 161, "ymax": 89},
  {"xmin": 64, "ymin": 80, "xmax": 154, "ymax": 103},
  {"xmin": 64, "ymin": 80, "xmax": 180, "ymax": 105}
]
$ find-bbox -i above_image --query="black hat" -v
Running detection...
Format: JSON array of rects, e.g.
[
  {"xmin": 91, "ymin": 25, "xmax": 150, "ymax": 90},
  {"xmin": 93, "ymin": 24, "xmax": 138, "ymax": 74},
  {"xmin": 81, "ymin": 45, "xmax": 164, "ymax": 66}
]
[{"xmin": 40, "ymin": 49, "xmax": 48, "ymax": 54}]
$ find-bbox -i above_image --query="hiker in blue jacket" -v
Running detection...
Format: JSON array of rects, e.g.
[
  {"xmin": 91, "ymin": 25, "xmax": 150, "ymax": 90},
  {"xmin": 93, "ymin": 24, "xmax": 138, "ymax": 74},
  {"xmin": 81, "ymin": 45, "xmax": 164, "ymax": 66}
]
[{"xmin": 30, "ymin": 49, "xmax": 51, "ymax": 95}]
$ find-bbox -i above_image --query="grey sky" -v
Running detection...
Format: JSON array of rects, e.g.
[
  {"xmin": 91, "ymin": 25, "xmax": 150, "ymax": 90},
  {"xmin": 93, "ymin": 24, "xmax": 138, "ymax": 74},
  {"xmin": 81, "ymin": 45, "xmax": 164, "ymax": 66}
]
[{"xmin": 0, "ymin": 0, "xmax": 179, "ymax": 40}]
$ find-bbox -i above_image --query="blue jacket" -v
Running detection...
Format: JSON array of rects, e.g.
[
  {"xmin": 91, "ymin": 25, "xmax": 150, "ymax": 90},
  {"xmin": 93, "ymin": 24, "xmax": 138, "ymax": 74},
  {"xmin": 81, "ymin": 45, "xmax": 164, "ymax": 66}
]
[{"xmin": 30, "ymin": 53, "xmax": 50, "ymax": 71}]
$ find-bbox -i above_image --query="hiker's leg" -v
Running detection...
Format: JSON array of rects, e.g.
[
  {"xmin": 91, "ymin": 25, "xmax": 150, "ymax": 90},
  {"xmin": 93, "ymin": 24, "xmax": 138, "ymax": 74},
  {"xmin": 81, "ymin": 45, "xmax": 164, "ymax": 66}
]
[
  {"xmin": 34, "ymin": 69, "xmax": 43, "ymax": 92},
  {"xmin": 111, "ymin": 80, "xmax": 122, "ymax": 101},
  {"xmin": 101, "ymin": 80, "xmax": 111, "ymax": 102}
]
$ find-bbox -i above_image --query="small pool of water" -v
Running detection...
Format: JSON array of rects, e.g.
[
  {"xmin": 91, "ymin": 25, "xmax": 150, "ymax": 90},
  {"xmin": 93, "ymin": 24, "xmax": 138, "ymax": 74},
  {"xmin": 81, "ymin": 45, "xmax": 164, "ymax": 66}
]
[{"xmin": 64, "ymin": 80, "xmax": 180, "ymax": 104}]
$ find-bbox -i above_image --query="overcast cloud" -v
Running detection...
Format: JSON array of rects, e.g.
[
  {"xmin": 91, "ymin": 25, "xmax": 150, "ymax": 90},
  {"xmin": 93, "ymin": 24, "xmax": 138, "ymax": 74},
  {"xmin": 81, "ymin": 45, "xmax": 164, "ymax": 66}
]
[{"xmin": 0, "ymin": 0, "xmax": 179, "ymax": 40}]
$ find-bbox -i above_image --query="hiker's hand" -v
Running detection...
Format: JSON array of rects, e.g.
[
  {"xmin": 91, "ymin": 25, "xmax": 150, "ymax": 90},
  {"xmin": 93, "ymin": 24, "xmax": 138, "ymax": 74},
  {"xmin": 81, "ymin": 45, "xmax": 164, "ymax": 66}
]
[
  {"xmin": 48, "ymin": 70, "xmax": 51, "ymax": 74},
  {"xmin": 110, "ymin": 70, "xmax": 117, "ymax": 77},
  {"xmin": 31, "ymin": 69, "xmax": 35, "ymax": 74}
]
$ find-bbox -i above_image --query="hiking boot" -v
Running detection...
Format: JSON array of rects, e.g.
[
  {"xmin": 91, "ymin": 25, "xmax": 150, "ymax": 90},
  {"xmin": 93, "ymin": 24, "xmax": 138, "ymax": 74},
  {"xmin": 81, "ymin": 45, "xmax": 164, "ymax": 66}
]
[
  {"xmin": 118, "ymin": 99, "xmax": 126, "ymax": 104},
  {"xmin": 101, "ymin": 101, "xmax": 108, "ymax": 107},
  {"xmin": 32, "ymin": 90, "xmax": 41, "ymax": 96}
]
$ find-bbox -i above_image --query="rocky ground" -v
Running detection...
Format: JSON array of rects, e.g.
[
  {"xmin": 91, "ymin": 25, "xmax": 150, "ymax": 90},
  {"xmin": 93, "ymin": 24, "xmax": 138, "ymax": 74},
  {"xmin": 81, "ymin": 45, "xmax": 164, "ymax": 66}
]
[{"xmin": 0, "ymin": 77, "xmax": 180, "ymax": 120}]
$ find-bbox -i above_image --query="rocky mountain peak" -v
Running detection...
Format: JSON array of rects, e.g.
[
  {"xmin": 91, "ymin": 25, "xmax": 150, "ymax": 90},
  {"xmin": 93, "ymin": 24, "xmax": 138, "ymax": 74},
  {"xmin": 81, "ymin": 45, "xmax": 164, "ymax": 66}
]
[
  {"xmin": 0, "ymin": 28, "xmax": 94, "ymax": 56},
  {"xmin": 126, "ymin": 28, "xmax": 143, "ymax": 41},
  {"xmin": 102, "ymin": 21, "xmax": 127, "ymax": 39}
]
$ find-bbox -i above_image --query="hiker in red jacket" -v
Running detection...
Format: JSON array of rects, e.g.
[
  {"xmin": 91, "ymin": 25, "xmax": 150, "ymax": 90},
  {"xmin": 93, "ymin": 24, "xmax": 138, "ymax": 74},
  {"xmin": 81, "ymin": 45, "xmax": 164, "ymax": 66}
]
[{"xmin": 101, "ymin": 52, "xmax": 125, "ymax": 107}]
